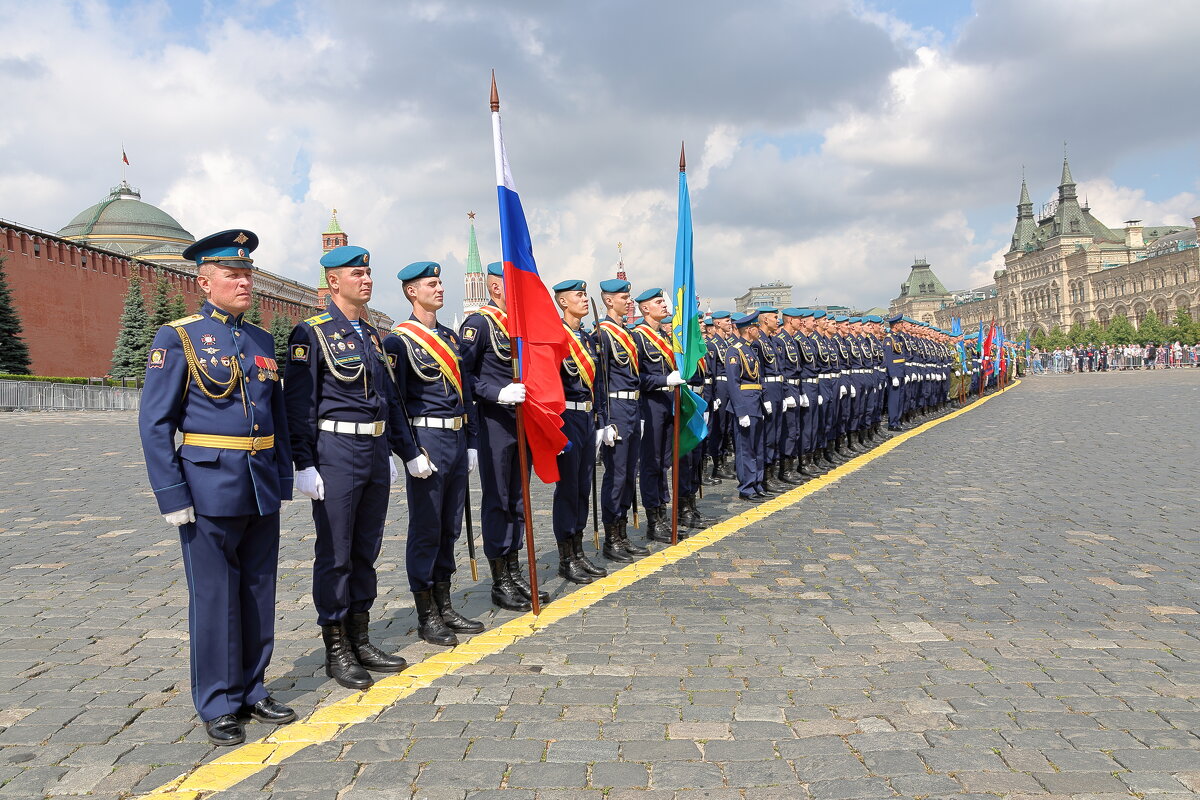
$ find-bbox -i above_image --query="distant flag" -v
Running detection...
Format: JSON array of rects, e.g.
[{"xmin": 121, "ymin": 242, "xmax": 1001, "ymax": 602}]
[
  {"xmin": 490, "ymin": 73, "xmax": 569, "ymax": 483},
  {"xmin": 122, "ymin": 148, "xmax": 129, "ymax": 166},
  {"xmin": 670, "ymin": 143, "xmax": 708, "ymax": 456}
]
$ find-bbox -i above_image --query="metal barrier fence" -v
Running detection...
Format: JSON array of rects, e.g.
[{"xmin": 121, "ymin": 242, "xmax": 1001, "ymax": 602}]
[
  {"xmin": 0, "ymin": 380, "xmax": 141, "ymax": 411},
  {"xmin": 1028, "ymin": 350, "xmax": 1200, "ymax": 374}
]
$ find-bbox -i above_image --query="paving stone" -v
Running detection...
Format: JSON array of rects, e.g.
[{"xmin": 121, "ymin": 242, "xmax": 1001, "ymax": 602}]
[
  {"xmin": 1035, "ymin": 771, "xmax": 1131, "ymax": 794},
  {"xmin": 588, "ymin": 761, "xmax": 648, "ymax": 789},
  {"xmin": 649, "ymin": 761, "xmax": 726, "ymax": 790},
  {"xmin": 506, "ymin": 763, "xmax": 588, "ymax": 789}
]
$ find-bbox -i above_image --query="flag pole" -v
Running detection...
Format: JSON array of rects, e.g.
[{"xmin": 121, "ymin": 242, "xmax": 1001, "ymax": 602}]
[
  {"xmin": 669, "ymin": 143, "xmax": 686, "ymax": 547},
  {"xmin": 493, "ymin": 71, "xmax": 541, "ymax": 615}
]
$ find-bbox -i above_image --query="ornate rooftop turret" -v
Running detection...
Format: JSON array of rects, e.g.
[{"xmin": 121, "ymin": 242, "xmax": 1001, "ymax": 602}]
[{"xmin": 1010, "ymin": 176, "xmax": 1038, "ymax": 253}]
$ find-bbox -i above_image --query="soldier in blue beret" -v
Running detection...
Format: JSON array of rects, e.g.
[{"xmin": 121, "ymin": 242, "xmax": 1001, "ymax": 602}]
[
  {"xmin": 789, "ymin": 309, "xmax": 822, "ymax": 475},
  {"xmin": 726, "ymin": 312, "xmax": 770, "ymax": 500},
  {"xmin": 139, "ymin": 229, "xmax": 295, "ymax": 745},
  {"xmin": 551, "ymin": 279, "xmax": 608, "ymax": 582},
  {"xmin": 594, "ymin": 279, "xmax": 649, "ymax": 561},
  {"xmin": 704, "ymin": 311, "xmax": 736, "ymax": 481},
  {"xmin": 776, "ymin": 308, "xmax": 810, "ymax": 483},
  {"xmin": 460, "ymin": 263, "xmax": 545, "ymax": 610},
  {"xmin": 284, "ymin": 244, "xmax": 409, "ymax": 691},
  {"xmin": 384, "ymin": 261, "xmax": 484, "ymax": 646},
  {"xmin": 632, "ymin": 288, "xmax": 686, "ymax": 542}
]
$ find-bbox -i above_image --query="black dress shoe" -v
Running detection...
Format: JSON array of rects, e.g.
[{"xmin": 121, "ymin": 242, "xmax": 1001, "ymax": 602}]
[
  {"xmin": 738, "ymin": 493, "xmax": 762, "ymax": 503},
  {"xmin": 249, "ymin": 696, "xmax": 296, "ymax": 725},
  {"xmin": 205, "ymin": 714, "xmax": 245, "ymax": 746},
  {"xmin": 752, "ymin": 492, "xmax": 771, "ymax": 500}
]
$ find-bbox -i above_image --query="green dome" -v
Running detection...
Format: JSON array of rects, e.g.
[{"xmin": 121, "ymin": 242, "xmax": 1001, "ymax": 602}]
[{"xmin": 58, "ymin": 182, "xmax": 194, "ymax": 262}]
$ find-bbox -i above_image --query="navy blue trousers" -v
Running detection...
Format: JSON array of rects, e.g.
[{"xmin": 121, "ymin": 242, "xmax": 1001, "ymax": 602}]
[
  {"xmin": 179, "ymin": 512, "xmax": 278, "ymax": 721},
  {"xmin": 639, "ymin": 394, "xmax": 673, "ymax": 509},
  {"xmin": 553, "ymin": 409, "xmax": 594, "ymax": 542},
  {"xmin": 799, "ymin": 383, "xmax": 819, "ymax": 455},
  {"xmin": 600, "ymin": 399, "xmax": 640, "ymax": 524},
  {"xmin": 404, "ymin": 427, "xmax": 466, "ymax": 592},
  {"xmin": 762, "ymin": 382, "xmax": 783, "ymax": 464},
  {"xmin": 311, "ymin": 432, "xmax": 390, "ymax": 625},
  {"xmin": 477, "ymin": 404, "xmax": 526, "ymax": 559},
  {"xmin": 734, "ymin": 417, "xmax": 764, "ymax": 496},
  {"xmin": 887, "ymin": 381, "xmax": 904, "ymax": 427}
]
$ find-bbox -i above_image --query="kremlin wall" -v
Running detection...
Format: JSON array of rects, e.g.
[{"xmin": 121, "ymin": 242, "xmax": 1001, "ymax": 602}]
[{"xmin": 1, "ymin": 182, "xmax": 388, "ymax": 378}]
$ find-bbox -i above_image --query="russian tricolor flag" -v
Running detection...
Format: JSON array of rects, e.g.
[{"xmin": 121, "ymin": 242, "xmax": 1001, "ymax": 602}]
[{"xmin": 491, "ymin": 76, "xmax": 569, "ymax": 483}]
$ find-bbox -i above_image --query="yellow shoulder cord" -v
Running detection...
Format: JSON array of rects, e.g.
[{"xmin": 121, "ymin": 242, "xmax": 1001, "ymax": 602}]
[
  {"xmin": 173, "ymin": 326, "xmax": 247, "ymax": 416},
  {"xmin": 313, "ymin": 326, "xmax": 368, "ymax": 399}
]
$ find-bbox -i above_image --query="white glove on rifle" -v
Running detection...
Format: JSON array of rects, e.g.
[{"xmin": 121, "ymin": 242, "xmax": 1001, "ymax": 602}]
[
  {"xmin": 762, "ymin": 400, "xmax": 773, "ymax": 415},
  {"xmin": 713, "ymin": 398, "xmax": 722, "ymax": 411},
  {"xmin": 665, "ymin": 370, "xmax": 684, "ymax": 387},
  {"xmin": 892, "ymin": 377, "xmax": 900, "ymax": 388},
  {"xmin": 850, "ymin": 385, "xmax": 857, "ymax": 398},
  {"xmin": 738, "ymin": 415, "xmax": 751, "ymax": 428},
  {"xmin": 783, "ymin": 396, "xmax": 797, "ymax": 410},
  {"xmin": 467, "ymin": 449, "xmax": 478, "ymax": 473},
  {"xmin": 839, "ymin": 385, "xmax": 848, "ymax": 398},
  {"xmin": 406, "ymin": 453, "xmax": 437, "ymax": 479},
  {"xmin": 817, "ymin": 395, "xmax": 824, "ymax": 405},
  {"xmin": 388, "ymin": 457, "xmax": 398, "ymax": 485},
  {"xmin": 497, "ymin": 383, "xmax": 526, "ymax": 404},
  {"xmin": 163, "ymin": 507, "xmax": 195, "ymax": 527},
  {"xmin": 799, "ymin": 394, "xmax": 810, "ymax": 408},
  {"xmin": 296, "ymin": 467, "xmax": 325, "ymax": 500}
]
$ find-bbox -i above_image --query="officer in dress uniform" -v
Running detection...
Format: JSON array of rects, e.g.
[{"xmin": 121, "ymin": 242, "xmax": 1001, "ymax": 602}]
[
  {"xmin": 594, "ymin": 279, "xmax": 649, "ymax": 562},
  {"xmin": 791, "ymin": 309, "xmax": 821, "ymax": 475},
  {"xmin": 751, "ymin": 307, "xmax": 784, "ymax": 492},
  {"xmin": 727, "ymin": 312, "xmax": 769, "ymax": 501},
  {"xmin": 631, "ymin": 288, "xmax": 686, "ymax": 543},
  {"xmin": 383, "ymin": 261, "xmax": 484, "ymax": 647},
  {"xmin": 677, "ymin": 329, "xmax": 716, "ymax": 532},
  {"xmin": 459, "ymin": 263, "xmax": 545, "ymax": 612},
  {"xmin": 139, "ymin": 229, "xmax": 295, "ymax": 745},
  {"xmin": 705, "ymin": 311, "xmax": 736, "ymax": 480},
  {"xmin": 774, "ymin": 309, "xmax": 805, "ymax": 485},
  {"xmin": 810, "ymin": 311, "xmax": 839, "ymax": 466},
  {"xmin": 551, "ymin": 279, "xmax": 608, "ymax": 583},
  {"xmin": 696, "ymin": 315, "xmax": 723, "ymax": 489},
  {"xmin": 285, "ymin": 245, "xmax": 408, "ymax": 691}
]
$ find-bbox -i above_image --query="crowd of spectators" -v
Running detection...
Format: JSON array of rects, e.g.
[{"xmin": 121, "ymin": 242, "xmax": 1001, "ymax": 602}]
[{"xmin": 1029, "ymin": 342, "xmax": 1200, "ymax": 373}]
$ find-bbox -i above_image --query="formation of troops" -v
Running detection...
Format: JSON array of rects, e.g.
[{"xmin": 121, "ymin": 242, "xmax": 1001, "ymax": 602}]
[{"xmin": 138, "ymin": 230, "xmax": 1001, "ymax": 745}]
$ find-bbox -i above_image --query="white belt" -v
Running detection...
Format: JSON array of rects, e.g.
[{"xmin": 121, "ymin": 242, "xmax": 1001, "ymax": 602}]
[
  {"xmin": 655, "ymin": 386, "xmax": 673, "ymax": 392},
  {"xmin": 786, "ymin": 378, "xmax": 801, "ymax": 385},
  {"xmin": 318, "ymin": 419, "xmax": 386, "ymax": 436},
  {"xmin": 854, "ymin": 369, "xmax": 870, "ymax": 374},
  {"xmin": 803, "ymin": 378, "xmax": 819, "ymax": 384},
  {"xmin": 609, "ymin": 391, "xmax": 640, "ymax": 400},
  {"xmin": 703, "ymin": 378, "xmax": 712, "ymax": 385},
  {"xmin": 819, "ymin": 373, "xmax": 837, "ymax": 379},
  {"xmin": 410, "ymin": 415, "xmax": 466, "ymax": 430},
  {"xmin": 715, "ymin": 375, "xmax": 728, "ymax": 381},
  {"xmin": 764, "ymin": 376, "xmax": 783, "ymax": 383},
  {"xmin": 564, "ymin": 401, "xmax": 593, "ymax": 412}
]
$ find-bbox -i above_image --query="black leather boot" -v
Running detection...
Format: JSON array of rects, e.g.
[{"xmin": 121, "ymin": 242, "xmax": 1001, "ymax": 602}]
[
  {"xmin": 619, "ymin": 518, "xmax": 650, "ymax": 557},
  {"xmin": 687, "ymin": 494, "xmax": 715, "ymax": 526},
  {"xmin": 603, "ymin": 521, "xmax": 634, "ymax": 562},
  {"xmin": 795, "ymin": 454, "xmax": 812, "ymax": 476},
  {"xmin": 433, "ymin": 582, "xmax": 484, "ymax": 634},
  {"xmin": 647, "ymin": 505, "xmax": 672, "ymax": 543},
  {"xmin": 506, "ymin": 551, "xmax": 549, "ymax": 604},
  {"xmin": 557, "ymin": 539, "xmax": 594, "ymax": 584},
  {"xmin": 489, "ymin": 557, "xmax": 531, "ymax": 612},
  {"xmin": 761, "ymin": 463, "xmax": 782, "ymax": 495},
  {"xmin": 346, "ymin": 611, "xmax": 407, "ymax": 672},
  {"xmin": 322, "ymin": 623, "xmax": 372, "ymax": 690},
  {"xmin": 778, "ymin": 457, "xmax": 804, "ymax": 485},
  {"xmin": 573, "ymin": 533, "xmax": 607, "ymax": 577},
  {"xmin": 678, "ymin": 495, "xmax": 701, "ymax": 531},
  {"xmin": 715, "ymin": 453, "xmax": 736, "ymax": 479},
  {"xmin": 413, "ymin": 589, "xmax": 457, "ymax": 646},
  {"xmin": 701, "ymin": 456, "xmax": 721, "ymax": 485}
]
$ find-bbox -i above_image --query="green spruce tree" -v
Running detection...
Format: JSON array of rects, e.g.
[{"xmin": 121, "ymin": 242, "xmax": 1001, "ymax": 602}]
[
  {"xmin": 0, "ymin": 256, "xmax": 32, "ymax": 375},
  {"xmin": 1170, "ymin": 308, "xmax": 1196, "ymax": 345},
  {"xmin": 149, "ymin": 272, "xmax": 175, "ymax": 330},
  {"xmin": 111, "ymin": 273, "xmax": 153, "ymax": 378},
  {"xmin": 1105, "ymin": 314, "xmax": 1135, "ymax": 345},
  {"xmin": 268, "ymin": 312, "xmax": 293, "ymax": 363},
  {"xmin": 167, "ymin": 292, "xmax": 188, "ymax": 321},
  {"xmin": 1137, "ymin": 310, "xmax": 1168, "ymax": 344},
  {"xmin": 246, "ymin": 293, "xmax": 263, "ymax": 326}
]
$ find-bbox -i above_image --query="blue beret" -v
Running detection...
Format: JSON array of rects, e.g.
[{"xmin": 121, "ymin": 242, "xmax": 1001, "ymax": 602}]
[
  {"xmin": 486, "ymin": 261, "xmax": 504, "ymax": 277},
  {"xmin": 868, "ymin": 315, "xmax": 882, "ymax": 324},
  {"xmin": 320, "ymin": 245, "xmax": 370, "ymax": 269},
  {"xmin": 711, "ymin": 310, "xmax": 731, "ymax": 320},
  {"xmin": 756, "ymin": 305, "xmax": 778, "ymax": 313},
  {"xmin": 781, "ymin": 307, "xmax": 804, "ymax": 318},
  {"xmin": 635, "ymin": 288, "xmax": 663, "ymax": 303},
  {"xmin": 812, "ymin": 309, "xmax": 826, "ymax": 319},
  {"xmin": 182, "ymin": 229, "xmax": 258, "ymax": 267},
  {"xmin": 734, "ymin": 311, "xmax": 759, "ymax": 328},
  {"xmin": 834, "ymin": 315, "xmax": 849, "ymax": 323},
  {"xmin": 599, "ymin": 278, "xmax": 630, "ymax": 294},
  {"xmin": 848, "ymin": 316, "xmax": 862, "ymax": 324},
  {"xmin": 552, "ymin": 279, "xmax": 587, "ymax": 293},
  {"xmin": 887, "ymin": 314, "xmax": 902, "ymax": 324},
  {"xmin": 397, "ymin": 261, "xmax": 441, "ymax": 282}
]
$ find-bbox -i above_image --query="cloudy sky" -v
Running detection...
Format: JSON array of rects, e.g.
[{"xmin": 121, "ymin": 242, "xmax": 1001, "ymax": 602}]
[{"xmin": 3, "ymin": 0, "xmax": 1199, "ymax": 320}]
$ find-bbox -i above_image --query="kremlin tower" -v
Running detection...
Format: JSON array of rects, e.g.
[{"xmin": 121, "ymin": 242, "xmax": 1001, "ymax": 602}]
[
  {"xmin": 616, "ymin": 242, "xmax": 635, "ymax": 324},
  {"xmin": 462, "ymin": 211, "xmax": 487, "ymax": 316},
  {"xmin": 317, "ymin": 209, "xmax": 347, "ymax": 308}
]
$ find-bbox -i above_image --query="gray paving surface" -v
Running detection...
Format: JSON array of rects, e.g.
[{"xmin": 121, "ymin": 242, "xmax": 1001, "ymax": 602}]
[{"xmin": 1, "ymin": 370, "xmax": 1198, "ymax": 798}]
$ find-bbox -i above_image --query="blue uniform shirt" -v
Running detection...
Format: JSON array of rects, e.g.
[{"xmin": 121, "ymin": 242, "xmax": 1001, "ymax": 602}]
[
  {"xmin": 139, "ymin": 301, "xmax": 293, "ymax": 517},
  {"xmin": 725, "ymin": 338, "xmax": 763, "ymax": 419}
]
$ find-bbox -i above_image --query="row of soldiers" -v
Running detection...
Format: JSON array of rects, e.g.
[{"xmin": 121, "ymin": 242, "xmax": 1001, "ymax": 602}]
[{"xmin": 137, "ymin": 229, "xmax": 980, "ymax": 745}]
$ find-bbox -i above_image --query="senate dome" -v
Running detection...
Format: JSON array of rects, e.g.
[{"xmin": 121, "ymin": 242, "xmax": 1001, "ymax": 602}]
[{"xmin": 57, "ymin": 181, "xmax": 194, "ymax": 265}]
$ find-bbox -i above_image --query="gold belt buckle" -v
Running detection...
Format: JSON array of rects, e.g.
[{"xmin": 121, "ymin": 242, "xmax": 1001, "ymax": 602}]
[
  {"xmin": 372, "ymin": 420, "xmax": 385, "ymax": 436},
  {"xmin": 249, "ymin": 436, "xmax": 263, "ymax": 454}
]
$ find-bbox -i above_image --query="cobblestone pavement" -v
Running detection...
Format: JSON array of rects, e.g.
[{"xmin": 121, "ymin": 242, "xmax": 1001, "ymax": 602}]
[{"xmin": 1, "ymin": 370, "xmax": 1198, "ymax": 799}]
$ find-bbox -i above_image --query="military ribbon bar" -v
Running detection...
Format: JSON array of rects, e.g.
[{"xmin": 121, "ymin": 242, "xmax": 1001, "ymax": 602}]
[
  {"xmin": 599, "ymin": 319, "xmax": 639, "ymax": 372},
  {"xmin": 474, "ymin": 305, "xmax": 511, "ymax": 339},
  {"xmin": 562, "ymin": 323, "xmax": 596, "ymax": 388},
  {"xmin": 635, "ymin": 323, "xmax": 677, "ymax": 369},
  {"xmin": 393, "ymin": 320, "xmax": 464, "ymax": 398}
]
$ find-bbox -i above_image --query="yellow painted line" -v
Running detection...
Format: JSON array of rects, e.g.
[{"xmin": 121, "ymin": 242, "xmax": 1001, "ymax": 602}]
[{"xmin": 138, "ymin": 381, "xmax": 1020, "ymax": 798}]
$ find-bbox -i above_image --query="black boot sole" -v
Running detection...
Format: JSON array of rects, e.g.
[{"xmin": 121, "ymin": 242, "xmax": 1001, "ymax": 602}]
[{"xmin": 325, "ymin": 664, "xmax": 373, "ymax": 691}]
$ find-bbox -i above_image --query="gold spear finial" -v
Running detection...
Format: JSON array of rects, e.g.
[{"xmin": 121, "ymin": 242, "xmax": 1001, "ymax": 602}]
[{"xmin": 490, "ymin": 70, "xmax": 499, "ymax": 112}]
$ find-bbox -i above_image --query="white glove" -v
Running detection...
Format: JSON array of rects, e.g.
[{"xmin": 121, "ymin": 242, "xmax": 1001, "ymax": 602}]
[
  {"xmin": 163, "ymin": 507, "xmax": 195, "ymax": 527},
  {"xmin": 817, "ymin": 395, "xmax": 824, "ymax": 406},
  {"xmin": 955, "ymin": 371, "xmax": 961, "ymax": 377},
  {"xmin": 783, "ymin": 396, "xmax": 797, "ymax": 410},
  {"xmin": 904, "ymin": 374, "xmax": 911, "ymax": 384},
  {"xmin": 850, "ymin": 386, "xmax": 857, "ymax": 398},
  {"xmin": 296, "ymin": 466, "xmax": 325, "ymax": 500},
  {"xmin": 467, "ymin": 448, "xmax": 478, "ymax": 473},
  {"xmin": 665, "ymin": 370, "xmax": 684, "ymax": 387},
  {"xmin": 388, "ymin": 456, "xmax": 398, "ymax": 485},
  {"xmin": 763, "ymin": 400, "xmax": 773, "ymax": 415},
  {"xmin": 406, "ymin": 453, "xmax": 437, "ymax": 479},
  {"xmin": 497, "ymin": 383, "xmax": 527, "ymax": 404},
  {"xmin": 891, "ymin": 377, "xmax": 900, "ymax": 388},
  {"xmin": 839, "ymin": 385, "xmax": 848, "ymax": 398},
  {"xmin": 703, "ymin": 412, "xmax": 710, "ymax": 425},
  {"xmin": 713, "ymin": 398, "xmax": 722, "ymax": 411},
  {"xmin": 601, "ymin": 424, "xmax": 617, "ymax": 446},
  {"xmin": 739, "ymin": 415, "xmax": 751, "ymax": 428},
  {"xmin": 799, "ymin": 394, "xmax": 810, "ymax": 408}
]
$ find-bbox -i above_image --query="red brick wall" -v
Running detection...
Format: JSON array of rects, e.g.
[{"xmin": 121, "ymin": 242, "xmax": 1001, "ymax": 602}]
[{"xmin": 1, "ymin": 224, "xmax": 308, "ymax": 378}]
